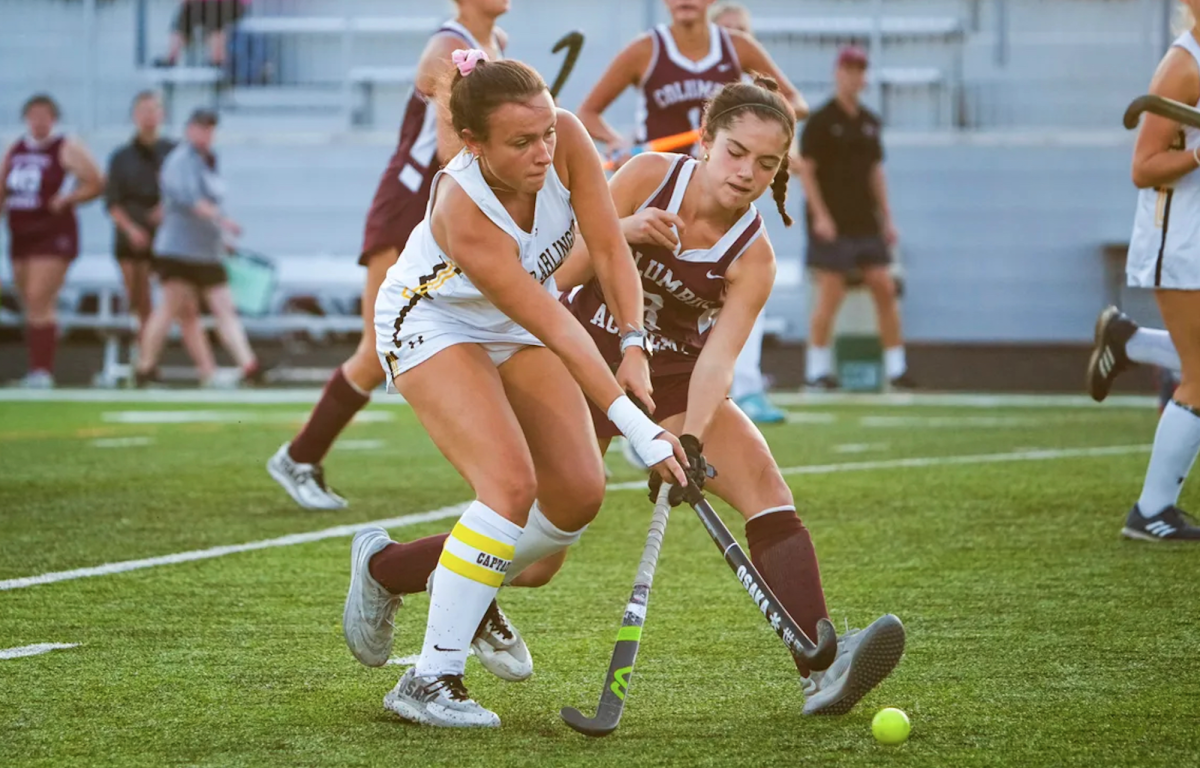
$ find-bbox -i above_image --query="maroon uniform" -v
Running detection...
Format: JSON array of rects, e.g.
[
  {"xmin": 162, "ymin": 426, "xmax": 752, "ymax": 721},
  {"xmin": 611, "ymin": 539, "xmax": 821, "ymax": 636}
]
[
  {"xmin": 360, "ymin": 21, "xmax": 503, "ymax": 265},
  {"xmin": 3, "ymin": 135, "xmax": 78, "ymax": 260},
  {"xmin": 636, "ymin": 23, "xmax": 742, "ymax": 145},
  {"xmin": 565, "ymin": 155, "xmax": 764, "ymax": 437}
]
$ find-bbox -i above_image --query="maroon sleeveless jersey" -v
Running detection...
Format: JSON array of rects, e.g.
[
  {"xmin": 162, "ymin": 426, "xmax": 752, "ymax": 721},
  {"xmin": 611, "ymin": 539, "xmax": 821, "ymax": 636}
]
[
  {"xmin": 360, "ymin": 20, "xmax": 503, "ymax": 264},
  {"xmin": 3, "ymin": 135, "xmax": 78, "ymax": 259},
  {"xmin": 636, "ymin": 23, "xmax": 742, "ymax": 144},
  {"xmin": 565, "ymin": 155, "xmax": 764, "ymax": 377}
]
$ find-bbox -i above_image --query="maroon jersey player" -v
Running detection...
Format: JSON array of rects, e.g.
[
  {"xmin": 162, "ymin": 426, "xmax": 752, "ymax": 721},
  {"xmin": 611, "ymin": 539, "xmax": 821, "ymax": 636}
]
[
  {"xmin": 267, "ymin": 0, "xmax": 509, "ymax": 509},
  {"xmin": 578, "ymin": 0, "xmax": 805, "ymax": 164},
  {"xmin": 1, "ymin": 94, "xmax": 104, "ymax": 387}
]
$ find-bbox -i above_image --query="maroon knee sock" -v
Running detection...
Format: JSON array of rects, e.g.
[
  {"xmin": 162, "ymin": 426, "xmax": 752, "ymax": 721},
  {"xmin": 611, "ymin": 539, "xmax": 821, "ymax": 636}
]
[
  {"xmin": 26, "ymin": 323, "xmax": 58, "ymax": 374},
  {"xmin": 368, "ymin": 534, "xmax": 449, "ymax": 595},
  {"xmin": 289, "ymin": 367, "xmax": 370, "ymax": 464},
  {"xmin": 746, "ymin": 508, "xmax": 829, "ymax": 675}
]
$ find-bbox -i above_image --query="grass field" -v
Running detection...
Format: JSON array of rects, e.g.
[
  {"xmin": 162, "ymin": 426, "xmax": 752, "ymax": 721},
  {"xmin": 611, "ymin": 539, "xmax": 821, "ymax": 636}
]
[{"xmin": 2, "ymin": 390, "xmax": 1197, "ymax": 767}]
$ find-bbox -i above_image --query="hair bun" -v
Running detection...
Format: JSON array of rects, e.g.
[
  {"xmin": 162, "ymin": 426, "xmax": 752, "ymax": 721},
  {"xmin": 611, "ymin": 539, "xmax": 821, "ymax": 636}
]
[{"xmin": 751, "ymin": 73, "xmax": 781, "ymax": 93}]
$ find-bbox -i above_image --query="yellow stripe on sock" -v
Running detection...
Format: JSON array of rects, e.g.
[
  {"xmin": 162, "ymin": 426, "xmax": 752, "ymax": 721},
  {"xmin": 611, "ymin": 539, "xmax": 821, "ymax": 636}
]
[
  {"xmin": 439, "ymin": 550, "xmax": 506, "ymax": 587},
  {"xmin": 450, "ymin": 523, "xmax": 516, "ymax": 561}
]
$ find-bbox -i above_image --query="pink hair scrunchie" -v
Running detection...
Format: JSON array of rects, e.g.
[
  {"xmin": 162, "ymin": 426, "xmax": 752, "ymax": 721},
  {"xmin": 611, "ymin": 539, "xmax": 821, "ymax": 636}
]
[{"xmin": 452, "ymin": 48, "xmax": 488, "ymax": 77}]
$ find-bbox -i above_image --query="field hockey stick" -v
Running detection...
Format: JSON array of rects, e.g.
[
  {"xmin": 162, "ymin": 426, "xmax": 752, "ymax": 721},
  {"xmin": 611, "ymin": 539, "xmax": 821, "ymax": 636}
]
[
  {"xmin": 549, "ymin": 30, "xmax": 585, "ymax": 99},
  {"xmin": 1123, "ymin": 94, "xmax": 1200, "ymax": 130},
  {"xmin": 687, "ymin": 490, "xmax": 839, "ymax": 672},
  {"xmin": 560, "ymin": 484, "xmax": 672, "ymax": 737},
  {"xmin": 602, "ymin": 129, "xmax": 702, "ymax": 171}
]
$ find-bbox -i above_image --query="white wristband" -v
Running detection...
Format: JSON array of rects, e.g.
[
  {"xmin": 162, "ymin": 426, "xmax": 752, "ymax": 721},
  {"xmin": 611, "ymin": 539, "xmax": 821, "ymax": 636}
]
[{"xmin": 607, "ymin": 395, "xmax": 672, "ymax": 467}]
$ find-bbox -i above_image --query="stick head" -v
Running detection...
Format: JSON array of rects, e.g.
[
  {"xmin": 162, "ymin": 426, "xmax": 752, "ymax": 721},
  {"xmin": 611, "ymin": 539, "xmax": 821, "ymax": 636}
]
[
  {"xmin": 552, "ymin": 30, "xmax": 585, "ymax": 55},
  {"xmin": 560, "ymin": 706, "xmax": 620, "ymax": 737}
]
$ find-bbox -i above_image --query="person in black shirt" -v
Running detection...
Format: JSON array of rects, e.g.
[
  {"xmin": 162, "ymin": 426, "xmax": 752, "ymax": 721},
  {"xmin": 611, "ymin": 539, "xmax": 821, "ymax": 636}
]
[{"xmin": 796, "ymin": 46, "xmax": 912, "ymax": 389}]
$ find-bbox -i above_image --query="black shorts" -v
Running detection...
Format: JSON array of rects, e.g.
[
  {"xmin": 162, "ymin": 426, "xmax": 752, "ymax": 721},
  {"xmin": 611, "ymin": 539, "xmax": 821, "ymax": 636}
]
[
  {"xmin": 807, "ymin": 236, "xmax": 890, "ymax": 274},
  {"xmin": 175, "ymin": 0, "xmax": 245, "ymax": 38},
  {"xmin": 155, "ymin": 256, "xmax": 227, "ymax": 288}
]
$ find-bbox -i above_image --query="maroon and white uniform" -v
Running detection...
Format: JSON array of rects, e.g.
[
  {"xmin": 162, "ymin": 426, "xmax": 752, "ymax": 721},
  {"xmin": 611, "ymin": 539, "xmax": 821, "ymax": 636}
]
[
  {"xmin": 565, "ymin": 155, "xmax": 763, "ymax": 437},
  {"xmin": 636, "ymin": 23, "xmax": 742, "ymax": 146},
  {"xmin": 3, "ymin": 135, "xmax": 78, "ymax": 260},
  {"xmin": 359, "ymin": 21, "xmax": 503, "ymax": 265}
]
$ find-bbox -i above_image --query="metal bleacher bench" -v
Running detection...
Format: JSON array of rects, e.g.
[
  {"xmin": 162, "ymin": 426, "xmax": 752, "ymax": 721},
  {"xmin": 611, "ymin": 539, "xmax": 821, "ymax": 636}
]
[{"xmin": 0, "ymin": 253, "xmax": 365, "ymax": 387}]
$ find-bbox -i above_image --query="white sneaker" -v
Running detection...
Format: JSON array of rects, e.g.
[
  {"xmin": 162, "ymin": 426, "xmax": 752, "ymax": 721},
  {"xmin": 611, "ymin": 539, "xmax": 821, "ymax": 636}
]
[
  {"xmin": 266, "ymin": 442, "xmax": 348, "ymax": 510},
  {"xmin": 16, "ymin": 370, "xmax": 54, "ymax": 389},
  {"xmin": 383, "ymin": 669, "xmax": 500, "ymax": 728},
  {"xmin": 343, "ymin": 526, "xmax": 402, "ymax": 667},
  {"xmin": 802, "ymin": 614, "xmax": 906, "ymax": 716},
  {"xmin": 472, "ymin": 601, "xmax": 533, "ymax": 682}
]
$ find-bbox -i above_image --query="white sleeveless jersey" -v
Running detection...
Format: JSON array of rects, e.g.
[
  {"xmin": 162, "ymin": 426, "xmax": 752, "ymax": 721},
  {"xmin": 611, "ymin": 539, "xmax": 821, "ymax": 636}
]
[
  {"xmin": 1127, "ymin": 31, "xmax": 1200, "ymax": 289},
  {"xmin": 375, "ymin": 149, "xmax": 576, "ymax": 354}
]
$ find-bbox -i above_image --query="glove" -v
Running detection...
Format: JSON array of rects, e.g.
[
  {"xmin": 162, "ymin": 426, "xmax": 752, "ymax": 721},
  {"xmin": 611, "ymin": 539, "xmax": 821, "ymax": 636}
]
[{"xmin": 647, "ymin": 434, "xmax": 716, "ymax": 507}]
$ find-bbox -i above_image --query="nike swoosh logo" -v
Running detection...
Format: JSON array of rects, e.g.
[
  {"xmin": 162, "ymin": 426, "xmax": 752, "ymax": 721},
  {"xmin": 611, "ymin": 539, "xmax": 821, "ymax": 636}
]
[
  {"xmin": 706, "ymin": 271, "xmax": 723, "ymax": 280},
  {"xmin": 433, "ymin": 645, "xmax": 462, "ymax": 653}
]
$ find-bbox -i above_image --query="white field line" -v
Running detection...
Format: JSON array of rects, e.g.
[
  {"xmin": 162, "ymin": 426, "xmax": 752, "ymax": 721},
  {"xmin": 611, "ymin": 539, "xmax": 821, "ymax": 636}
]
[
  {"xmin": 772, "ymin": 392, "xmax": 1156, "ymax": 409},
  {"xmin": 0, "ymin": 445, "xmax": 1149, "ymax": 592},
  {"xmin": 90, "ymin": 437, "xmax": 156, "ymax": 448},
  {"xmin": 338, "ymin": 439, "xmax": 386, "ymax": 451},
  {"xmin": 833, "ymin": 443, "xmax": 888, "ymax": 454},
  {"xmin": 0, "ymin": 643, "xmax": 80, "ymax": 660},
  {"xmin": 100, "ymin": 410, "xmax": 393, "ymax": 424}
]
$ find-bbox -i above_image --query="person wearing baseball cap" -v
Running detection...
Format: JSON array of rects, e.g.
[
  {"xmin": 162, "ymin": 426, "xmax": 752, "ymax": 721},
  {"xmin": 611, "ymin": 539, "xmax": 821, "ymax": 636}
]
[{"xmin": 795, "ymin": 44, "xmax": 914, "ymax": 391}]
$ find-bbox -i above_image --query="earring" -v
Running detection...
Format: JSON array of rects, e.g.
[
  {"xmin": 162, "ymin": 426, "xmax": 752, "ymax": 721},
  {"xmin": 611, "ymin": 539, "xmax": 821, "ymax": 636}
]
[{"xmin": 703, "ymin": 152, "xmax": 710, "ymax": 161}]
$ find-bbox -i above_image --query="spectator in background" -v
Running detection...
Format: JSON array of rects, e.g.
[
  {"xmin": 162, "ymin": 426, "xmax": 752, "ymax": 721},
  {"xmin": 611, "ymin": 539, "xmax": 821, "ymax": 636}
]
[
  {"xmin": 135, "ymin": 108, "xmax": 261, "ymax": 387},
  {"xmin": 712, "ymin": 1, "xmax": 787, "ymax": 425},
  {"xmin": 796, "ymin": 46, "xmax": 913, "ymax": 390},
  {"xmin": 0, "ymin": 94, "xmax": 104, "ymax": 388},
  {"xmin": 157, "ymin": 0, "xmax": 248, "ymax": 68}
]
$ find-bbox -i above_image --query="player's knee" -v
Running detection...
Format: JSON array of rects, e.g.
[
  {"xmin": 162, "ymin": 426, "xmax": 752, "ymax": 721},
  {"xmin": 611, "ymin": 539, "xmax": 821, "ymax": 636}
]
[
  {"xmin": 511, "ymin": 552, "xmax": 567, "ymax": 588},
  {"xmin": 481, "ymin": 468, "xmax": 539, "ymax": 523},
  {"xmin": 344, "ymin": 350, "xmax": 386, "ymax": 390}
]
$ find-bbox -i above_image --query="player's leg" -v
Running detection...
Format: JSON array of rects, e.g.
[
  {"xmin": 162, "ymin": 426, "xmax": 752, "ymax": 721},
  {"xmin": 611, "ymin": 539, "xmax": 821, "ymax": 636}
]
[
  {"xmin": 15, "ymin": 256, "xmax": 72, "ymax": 386},
  {"xmin": 658, "ymin": 402, "xmax": 905, "ymax": 714},
  {"xmin": 201, "ymin": 282, "xmax": 259, "ymax": 376},
  {"xmin": 380, "ymin": 343, "xmax": 537, "ymax": 727},
  {"xmin": 732, "ymin": 313, "xmax": 785, "ymax": 424},
  {"xmin": 1086, "ymin": 305, "xmax": 1181, "ymax": 402},
  {"xmin": 1122, "ymin": 289, "xmax": 1200, "ymax": 541},
  {"xmin": 860, "ymin": 238, "xmax": 912, "ymax": 387},
  {"xmin": 269, "ymin": 248, "xmax": 396, "ymax": 509},
  {"xmin": 176, "ymin": 282, "xmax": 217, "ymax": 384},
  {"xmin": 117, "ymin": 257, "xmax": 153, "ymax": 339},
  {"xmin": 806, "ymin": 248, "xmax": 848, "ymax": 389}
]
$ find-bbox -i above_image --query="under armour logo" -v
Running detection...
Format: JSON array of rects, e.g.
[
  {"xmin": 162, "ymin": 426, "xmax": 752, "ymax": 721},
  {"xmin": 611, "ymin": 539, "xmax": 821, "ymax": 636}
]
[
  {"xmin": 407, "ymin": 335, "xmax": 426, "ymax": 350},
  {"xmin": 718, "ymin": 63, "xmax": 732, "ymax": 72}
]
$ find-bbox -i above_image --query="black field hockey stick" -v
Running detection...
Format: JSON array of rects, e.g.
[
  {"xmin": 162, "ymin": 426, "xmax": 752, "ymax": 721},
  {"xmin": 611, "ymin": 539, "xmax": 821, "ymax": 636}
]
[
  {"xmin": 688, "ymin": 490, "xmax": 839, "ymax": 672},
  {"xmin": 1123, "ymin": 94, "xmax": 1200, "ymax": 130},
  {"xmin": 549, "ymin": 30, "xmax": 585, "ymax": 99},
  {"xmin": 560, "ymin": 484, "xmax": 672, "ymax": 737}
]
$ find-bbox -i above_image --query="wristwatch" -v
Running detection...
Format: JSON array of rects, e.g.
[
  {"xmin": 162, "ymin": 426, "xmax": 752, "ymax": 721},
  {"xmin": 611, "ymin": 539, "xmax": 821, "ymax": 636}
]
[{"xmin": 620, "ymin": 328, "xmax": 652, "ymax": 358}]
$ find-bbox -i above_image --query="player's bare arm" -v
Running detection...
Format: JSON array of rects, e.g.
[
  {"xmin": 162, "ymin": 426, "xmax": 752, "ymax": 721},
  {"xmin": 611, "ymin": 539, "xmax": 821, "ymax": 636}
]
[
  {"xmin": 1133, "ymin": 46, "xmax": 1200, "ymax": 189},
  {"xmin": 681, "ymin": 234, "xmax": 775, "ymax": 440},
  {"xmin": 728, "ymin": 32, "xmax": 809, "ymax": 119},
  {"xmin": 578, "ymin": 36, "xmax": 654, "ymax": 149},
  {"xmin": 57, "ymin": 139, "xmax": 104, "ymax": 208}
]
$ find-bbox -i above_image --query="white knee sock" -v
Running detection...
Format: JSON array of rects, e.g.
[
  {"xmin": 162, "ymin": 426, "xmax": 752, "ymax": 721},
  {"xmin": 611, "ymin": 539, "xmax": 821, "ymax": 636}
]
[
  {"xmin": 415, "ymin": 501, "xmax": 522, "ymax": 677},
  {"xmin": 1125, "ymin": 329, "xmax": 1181, "ymax": 373},
  {"xmin": 731, "ymin": 314, "xmax": 766, "ymax": 399},
  {"xmin": 1137, "ymin": 401, "xmax": 1200, "ymax": 517},
  {"xmin": 806, "ymin": 345, "xmax": 833, "ymax": 381},
  {"xmin": 884, "ymin": 346, "xmax": 907, "ymax": 379},
  {"xmin": 504, "ymin": 502, "xmax": 586, "ymax": 584}
]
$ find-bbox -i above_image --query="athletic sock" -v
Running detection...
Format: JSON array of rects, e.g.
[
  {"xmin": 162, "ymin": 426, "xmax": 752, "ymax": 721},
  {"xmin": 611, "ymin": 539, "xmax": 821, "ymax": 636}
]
[
  {"xmin": 1137, "ymin": 400, "xmax": 1200, "ymax": 517},
  {"xmin": 289, "ymin": 366, "xmax": 370, "ymax": 464},
  {"xmin": 504, "ymin": 502, "xmax": 585, "ymax": 584},
  {"xmin": 884, "ymin": 346, "xmax": 907, "ymax": 380},
  {"xmin": 415, "ymin": 501, "xmax": 522, "ymax": 677},
  {"xmin": 745, "ymin": 506, "xmax": 829, "ymax": 675},
  {"xmin": 369, "ymin": 534, "xmax": 449, "ymax": 595},
  {"xmin": 806, "ymin": 345, "xmax": 833, "ymax": 382},
  {"xmin": 26, "ymin": 323, "xmax": 57, "ymax": 375},
  {"xmin": 1126, "ymin": 328, "xmax": 1181, "ymax": 373}
]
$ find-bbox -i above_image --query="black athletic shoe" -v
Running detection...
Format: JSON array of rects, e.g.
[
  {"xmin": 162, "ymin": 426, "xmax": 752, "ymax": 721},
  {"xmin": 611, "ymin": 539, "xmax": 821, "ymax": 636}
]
[
  {"xmin": 889, "ymin": 372, "xmax": 918, "ymax": 391},
  {"xmin": 1121, "ymin": 504, "xmax": 1200, "ymax": 542},
  {"xmin": 806, "ymin": 375, "xmax": 840, "ymax": 391},
  {"xmin": 133, "ymin": 367, "xmax": 162, "ymax": 389},
  {"xmin": 1087, "ymin": 306, "xmax": 1137, "ymax": 402}
]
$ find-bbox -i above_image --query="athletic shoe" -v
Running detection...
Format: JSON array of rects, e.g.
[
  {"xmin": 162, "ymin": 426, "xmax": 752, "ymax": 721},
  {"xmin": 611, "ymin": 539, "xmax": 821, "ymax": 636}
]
[
  {"xmin": 888, "ymin": 372, "xmax": 919, "ymax": 391},
  {"xmin": 805, "ymin": 375, "xmax": 840, "ymax": 391},
  {"xmin": 619, "ymin": 436, "xmax": 649, "ymax": 471},
  {"xmin": 266, "ymin": 442, "xmax": 348, "ymax": 510},
  {"xmin": 1086, "ymin": 306, "xmax": 1137, "ymax": 402},
  {"xmin": 472, "ymin": 600, "xmax": 533, "ymax": 682},
  {"xmin": 343, "ymin": 526, "xmax": 402, "ymax": 667},
  {"xmin": 1121, "ymin": 505, "xmax": 1200, "ymax": 542},
  {"xmin": 802, "ymin": 614, "xmax": 906, "ymax": 716},
  {"xmin": 16, "ymin": 370, "xmax": 54, "ymax": 389},
  {"xmin": 734, "ymin": 392, "xmax": 786, "ymax": 424},
  {"xmin": 383, "ymin": 669, "xmax": 500, "ymax": 728}
]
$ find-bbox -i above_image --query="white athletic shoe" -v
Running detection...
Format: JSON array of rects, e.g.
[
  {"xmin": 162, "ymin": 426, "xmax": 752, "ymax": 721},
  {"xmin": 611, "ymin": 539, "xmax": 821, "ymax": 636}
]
[
  {"xmin": 15, "ymin": 370, "xmax": 54, "ymax": 389},
  {"xmin": 343, "ymin": 526, "xmax": 402, "ymax": 667},
  {"xmin": 802, "ymin": 614, "xmax": 906, "ymax": 716},
  {"xmin": 383, "ymin": 669, "xmax": 500, "ymax": 728},
  {"xmin": 472, "ymin": 601, "xmax": 533, "ymax": 682},
  {"xmin": 266, "ymin": 442, "xmax": 348, "ymax": 510}
]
